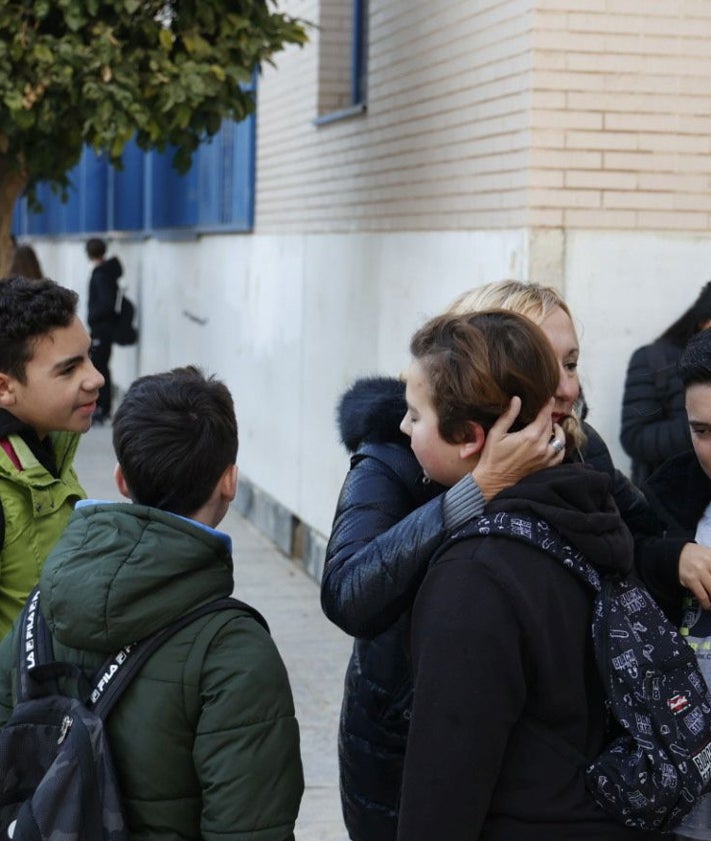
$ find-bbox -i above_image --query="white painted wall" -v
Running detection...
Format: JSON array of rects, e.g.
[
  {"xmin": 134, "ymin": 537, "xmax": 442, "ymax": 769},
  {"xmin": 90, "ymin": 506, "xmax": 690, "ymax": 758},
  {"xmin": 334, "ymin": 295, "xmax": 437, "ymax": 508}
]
[
  {"xmin": 565, "ymin": 231, "xmax": 711, "ymax": 476},
  {"xmin": 31, "ymin": 230, "xmax": 526, "ymax": 538},
  {"xmin": 30, "ymin": 228, "xmax": 710, "ymax": 540}
]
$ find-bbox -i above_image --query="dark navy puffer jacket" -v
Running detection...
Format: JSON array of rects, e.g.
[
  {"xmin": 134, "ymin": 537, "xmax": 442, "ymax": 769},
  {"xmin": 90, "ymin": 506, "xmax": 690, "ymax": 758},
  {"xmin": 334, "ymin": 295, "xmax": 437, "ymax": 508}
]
[
  {"xmin": 620, "ymin": 337, "xmax": 691, "ymax": 483},
  {"xmin": 322, "ymin": 378, "xmax": 447, "ymax": 841}
]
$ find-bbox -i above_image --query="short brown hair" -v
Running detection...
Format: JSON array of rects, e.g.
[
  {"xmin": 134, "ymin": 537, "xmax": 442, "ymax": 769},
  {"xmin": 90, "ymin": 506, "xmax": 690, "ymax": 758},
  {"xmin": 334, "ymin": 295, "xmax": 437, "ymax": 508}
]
[{"xmin": 410, "ymin": 310, "xmax": 559, "ymax": 443}]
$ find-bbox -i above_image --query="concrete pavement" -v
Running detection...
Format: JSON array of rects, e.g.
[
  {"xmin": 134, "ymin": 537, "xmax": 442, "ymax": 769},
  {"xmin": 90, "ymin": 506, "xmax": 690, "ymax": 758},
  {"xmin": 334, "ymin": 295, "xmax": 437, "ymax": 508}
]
[{"xmin": 75, "ymin": 423, "xmax": 352, "ymax": 841}]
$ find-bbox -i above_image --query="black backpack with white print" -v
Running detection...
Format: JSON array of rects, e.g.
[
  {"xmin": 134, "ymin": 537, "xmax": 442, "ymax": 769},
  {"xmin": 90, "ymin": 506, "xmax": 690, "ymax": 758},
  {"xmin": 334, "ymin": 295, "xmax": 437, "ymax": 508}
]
[
  {"xmin": 451, "ymin": 512, "xmax": 711, "ymax": 833},
  {"xmin": 0, "ymin": 588, "xmax": 268, "ymax": 841}
]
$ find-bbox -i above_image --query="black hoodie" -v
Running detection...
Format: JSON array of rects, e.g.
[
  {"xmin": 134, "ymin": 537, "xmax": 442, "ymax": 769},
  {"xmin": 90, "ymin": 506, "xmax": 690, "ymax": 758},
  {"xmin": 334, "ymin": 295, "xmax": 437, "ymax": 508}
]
[
  {"xmin": 398, "ymin": 464, "xmax": 662, "ymax": 841},
  {"xmin": 87, "ymin": 256, "xmax": 123, "ymax": 332},
  {"xmin": 639, "ymin": 449, "xmax": 710, "ymax": 623}
]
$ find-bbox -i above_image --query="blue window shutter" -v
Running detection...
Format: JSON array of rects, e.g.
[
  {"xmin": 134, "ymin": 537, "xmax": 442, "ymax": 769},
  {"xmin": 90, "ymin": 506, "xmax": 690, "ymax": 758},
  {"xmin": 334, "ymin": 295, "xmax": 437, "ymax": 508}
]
[
  {"xmin": 108, "ymin": 139, "xmax": 144, "ymax": 231},
  {"xmin": 196, "ymin": 112, "xmax": 255, "ymax": 231},
  {"xmin": 20, "ymin": 148, "xmax": 108, "ymax": 234},
  {"xmin": 230, "ymin": 114, "xmax": 256, "ymax": 230},
  {"xmin": 147, "ymin": 147, "xmax": 198, "ymax": 229},
  {"xmin": 12, "ymin": 197, "xmax": 28, "ymax": 237},
  {"xmin": 77, "ymin": 149, "xmax": 108, "ymax": 232},
  {"xmin": 352, "ymin": 0, "xmax": 368, "ymax": 105}
]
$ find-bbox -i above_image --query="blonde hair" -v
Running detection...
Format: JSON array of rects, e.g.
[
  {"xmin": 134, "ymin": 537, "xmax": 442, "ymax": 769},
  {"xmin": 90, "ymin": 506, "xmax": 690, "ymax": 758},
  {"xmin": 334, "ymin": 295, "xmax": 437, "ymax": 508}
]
[{"xmin": 448, "ymin": 280, "xmax": 586, "ymax": 451}]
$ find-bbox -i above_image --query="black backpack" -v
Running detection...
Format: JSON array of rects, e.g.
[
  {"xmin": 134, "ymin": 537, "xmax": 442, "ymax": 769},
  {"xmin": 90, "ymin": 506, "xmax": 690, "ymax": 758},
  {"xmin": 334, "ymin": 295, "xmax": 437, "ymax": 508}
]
[
  {"xmin": 0, "ymin": 588, "xmax": 268, "ymax": 841},
  {"xmin": 113, "ymin": 291, "xmax": 138, "ymax": 347},
  {"xmin": 451, "ymin": 512, "xmax": 711, "ymax": 832}
]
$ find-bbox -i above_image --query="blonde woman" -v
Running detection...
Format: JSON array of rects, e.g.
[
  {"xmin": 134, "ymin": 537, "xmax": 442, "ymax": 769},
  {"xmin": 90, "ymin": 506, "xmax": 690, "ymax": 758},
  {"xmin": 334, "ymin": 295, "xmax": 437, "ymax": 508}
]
[{"xmin": 322, "ymin": 280, "xmax": 653, "ymax": 841}]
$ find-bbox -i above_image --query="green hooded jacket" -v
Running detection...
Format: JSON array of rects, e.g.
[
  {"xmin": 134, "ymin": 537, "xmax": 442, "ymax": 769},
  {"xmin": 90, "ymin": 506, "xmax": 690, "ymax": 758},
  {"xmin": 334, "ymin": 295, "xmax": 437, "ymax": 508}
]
[
  {"xmin": 0, "ymin": 430, "xmax": 84, "ymax": 638},
  {"xmin": 0, "ymin": 502, "xmax": 304, "ymax": 841}
]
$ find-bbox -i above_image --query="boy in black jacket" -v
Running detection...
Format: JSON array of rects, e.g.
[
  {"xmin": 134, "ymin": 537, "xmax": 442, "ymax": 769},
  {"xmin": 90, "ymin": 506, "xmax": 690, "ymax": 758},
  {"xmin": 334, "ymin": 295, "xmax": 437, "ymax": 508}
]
[
  {"xmin": 642, "ymin": 328, "xmax": 711, "ymax": 840},
  {"xmin": 397, "ymin": 311, "xmax": 661, "ymax": 841}
]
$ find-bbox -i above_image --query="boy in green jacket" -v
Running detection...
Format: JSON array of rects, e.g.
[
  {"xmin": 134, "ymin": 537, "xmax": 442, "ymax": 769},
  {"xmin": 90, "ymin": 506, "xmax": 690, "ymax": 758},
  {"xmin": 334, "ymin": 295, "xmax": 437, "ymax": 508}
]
[
  {"xmin": 0, "ymin": 365, "xmax": 304, "ymax": 840},
  {"xmin": 0, "ymin": 275, "xmax": 104, "ymax": 638}
]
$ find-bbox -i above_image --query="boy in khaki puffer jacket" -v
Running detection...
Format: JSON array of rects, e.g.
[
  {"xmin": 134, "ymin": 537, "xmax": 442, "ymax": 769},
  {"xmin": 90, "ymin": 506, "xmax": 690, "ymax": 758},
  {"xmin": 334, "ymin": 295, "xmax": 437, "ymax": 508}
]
[{"xmin": 0, "ymin": 365, "xmax": 303, "ymax": 840}]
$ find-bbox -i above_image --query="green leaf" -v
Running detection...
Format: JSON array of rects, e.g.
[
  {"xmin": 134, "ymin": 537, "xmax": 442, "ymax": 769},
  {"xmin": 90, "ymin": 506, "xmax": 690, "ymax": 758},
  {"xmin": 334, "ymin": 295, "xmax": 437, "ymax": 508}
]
[
  {"xmin": 159, "ymin": 28, "xmax": 174, "ymax": 51},
  {"xmin": 34, "ymin": 0, "xmax": 51, "ymax": 19},
  {"xmin": 33, "ymin": 44, "xmax": 54, "ymax": 64},
  {"xmin": 0, "ymin": 0, "xmax": 308, "ymax": 209},
  {"xmin": 12, "ymin": 109, "xmax": 35, "ymax": 130}
]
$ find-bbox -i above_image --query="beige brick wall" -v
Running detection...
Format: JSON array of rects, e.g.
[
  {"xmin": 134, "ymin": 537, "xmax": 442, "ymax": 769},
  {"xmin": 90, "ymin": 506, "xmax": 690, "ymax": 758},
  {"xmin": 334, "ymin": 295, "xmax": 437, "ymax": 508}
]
[
  {"xmin": 257, "ymin": 0, "xmax": 711, "ymax": 234},
  {"xmin": 257, "ymin": 0, "xmax": 535, "ymax": 232},
  {"xmin": 531, "ymin": 0, "xmax": 711, "ymax": 231}
]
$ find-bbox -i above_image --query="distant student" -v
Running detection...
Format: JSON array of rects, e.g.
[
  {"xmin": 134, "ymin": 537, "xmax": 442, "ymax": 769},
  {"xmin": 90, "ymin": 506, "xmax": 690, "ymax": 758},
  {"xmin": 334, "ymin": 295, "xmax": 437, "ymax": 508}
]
[
  {"xmin": 0, "ymin": 365, "xmax": 304, "ymax": 840},
  {"xmin": 86, "ymin": 237, "xmax": 122, "ymax": 423},
  {"xmin": 0, "ymin": 275, "xmax": 103, "ymax": 638},
  {"xmin": 621, "ymin": 282, "xmax": 711, "ymax": 484}
]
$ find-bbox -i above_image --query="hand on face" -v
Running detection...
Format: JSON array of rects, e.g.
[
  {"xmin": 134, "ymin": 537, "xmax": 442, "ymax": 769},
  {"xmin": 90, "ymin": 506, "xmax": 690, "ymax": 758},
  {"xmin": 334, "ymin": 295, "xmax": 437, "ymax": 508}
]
[{"xmin": 471, "ymin": 396, "xmax": 566, "ymax": 502}]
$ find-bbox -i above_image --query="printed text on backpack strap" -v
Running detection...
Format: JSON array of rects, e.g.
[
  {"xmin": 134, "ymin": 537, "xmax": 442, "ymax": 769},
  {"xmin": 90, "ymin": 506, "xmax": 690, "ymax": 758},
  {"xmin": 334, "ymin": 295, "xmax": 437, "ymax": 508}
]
[
  {"xmin": 16, "ymin": 587, "xmax": 61, "ymax": 702},
  {"xmin": 91, "ymin": 596, "xmax": 269, "ymax": 719},
  {"xmin": 453, "ymin": 512, "xmax": 602, "ymax": 593}
]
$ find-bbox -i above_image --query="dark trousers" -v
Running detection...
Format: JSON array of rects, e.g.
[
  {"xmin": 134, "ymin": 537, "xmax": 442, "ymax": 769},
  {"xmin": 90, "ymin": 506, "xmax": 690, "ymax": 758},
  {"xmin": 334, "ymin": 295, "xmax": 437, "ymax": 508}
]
[{"xmin": 91, "ymin": 332, "xmax": 113, "ymax": 418}]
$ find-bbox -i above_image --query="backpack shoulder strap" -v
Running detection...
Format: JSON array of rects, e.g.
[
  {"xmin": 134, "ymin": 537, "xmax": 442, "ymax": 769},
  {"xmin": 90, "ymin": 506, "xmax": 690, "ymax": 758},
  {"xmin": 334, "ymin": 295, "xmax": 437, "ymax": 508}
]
[
  {"xmin": 453, "ymin": 512, "xmax": 602, "ymax": 593},
  {"xmin": 91, "ymin": 596, "xmax": 268, "ymax": 718},
  {"xmin": 16, "ymin": 591, "xmax": 268, "ymax": 716},
  {"xmin": 15, "ymin": 588, "xmax": 62, "ymax": 702}
]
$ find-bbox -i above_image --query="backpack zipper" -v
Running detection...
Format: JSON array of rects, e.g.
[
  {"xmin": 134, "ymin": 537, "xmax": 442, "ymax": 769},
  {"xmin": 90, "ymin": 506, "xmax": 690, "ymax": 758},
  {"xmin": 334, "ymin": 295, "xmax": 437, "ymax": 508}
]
[{"xmin": 57, "ymin": 715, "xmax": 73, "ymax": 745}]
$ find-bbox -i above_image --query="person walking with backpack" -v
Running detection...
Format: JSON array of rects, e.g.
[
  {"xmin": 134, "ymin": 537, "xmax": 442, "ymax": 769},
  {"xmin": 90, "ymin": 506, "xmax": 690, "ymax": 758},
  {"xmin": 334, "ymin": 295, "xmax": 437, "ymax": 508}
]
[
  {"xmin": 395, "ymin": 311, "xmax": 668, "ymax": 841},
  {"xmin": 86, "ymin": 237, "xmax": 122, "ymax": 424},
  {"xmin": 0, "ymin": 366, "xmax": 304, "ymax": 841},
  {"xmin": 620, "ymin": 281, "xmax": 711, "ymax": 485}
]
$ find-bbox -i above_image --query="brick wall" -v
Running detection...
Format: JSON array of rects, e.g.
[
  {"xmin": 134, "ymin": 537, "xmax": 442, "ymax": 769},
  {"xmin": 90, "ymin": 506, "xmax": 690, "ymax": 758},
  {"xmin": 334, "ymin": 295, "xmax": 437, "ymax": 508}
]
[
  {"xmin": 257, "ymin": 0, "xmax": 711, "ymax": 234},
  {"xmin": 531, "ymin": 0, "xmax": 711, "ymax": 230},
  {"xmin": 257, "ymin": 0, "xmax": 535, "ymax": 232}
]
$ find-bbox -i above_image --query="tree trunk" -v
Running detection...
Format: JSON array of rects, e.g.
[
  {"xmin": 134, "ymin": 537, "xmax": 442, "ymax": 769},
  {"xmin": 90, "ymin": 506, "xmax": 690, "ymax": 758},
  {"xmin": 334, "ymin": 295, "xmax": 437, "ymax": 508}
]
[{"xmin": 0, "ymin": 158, "xmax": 28, "ymax": 276}]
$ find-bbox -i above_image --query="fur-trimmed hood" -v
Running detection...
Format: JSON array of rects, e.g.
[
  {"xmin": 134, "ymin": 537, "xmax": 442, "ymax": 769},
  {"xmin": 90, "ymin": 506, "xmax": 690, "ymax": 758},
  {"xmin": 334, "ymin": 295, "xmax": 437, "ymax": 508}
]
[{"xmin": 337, "ymin": 376, "xmax": 408, "ymax": 453}]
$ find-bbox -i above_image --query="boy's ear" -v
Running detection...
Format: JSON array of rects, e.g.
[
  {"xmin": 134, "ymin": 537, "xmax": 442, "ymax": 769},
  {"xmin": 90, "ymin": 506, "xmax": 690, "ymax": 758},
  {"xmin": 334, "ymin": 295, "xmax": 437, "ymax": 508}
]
[
  {"xmin": 458, "ymin": 421, "xmax": 486, "ymax": 460},
  {"xmin": 0, "ymin": 373, "xmax": 17, "ymax": 407},
  {"xmin": 220, "ymin": 463, "xmax": 238, "ymax": 502},
  {"xmin": 113, "ymin": 463, "xmax": 132, "ymax": 500}
]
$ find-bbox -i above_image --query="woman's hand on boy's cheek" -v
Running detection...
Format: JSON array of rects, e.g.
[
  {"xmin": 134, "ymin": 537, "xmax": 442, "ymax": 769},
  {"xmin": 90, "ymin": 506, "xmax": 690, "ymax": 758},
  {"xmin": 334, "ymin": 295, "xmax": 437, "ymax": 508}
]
[{"xmin": 472, "ymin": 397, "xmax": 564, "ymax": 501}]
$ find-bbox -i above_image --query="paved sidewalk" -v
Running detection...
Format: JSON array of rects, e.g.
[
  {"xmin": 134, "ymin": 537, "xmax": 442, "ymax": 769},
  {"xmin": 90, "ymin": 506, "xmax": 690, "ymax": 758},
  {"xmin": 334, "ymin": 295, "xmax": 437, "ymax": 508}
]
[{"xmin": 75, "ymin": 424, "xmax": 352, "ymax": 841}]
